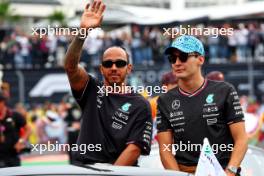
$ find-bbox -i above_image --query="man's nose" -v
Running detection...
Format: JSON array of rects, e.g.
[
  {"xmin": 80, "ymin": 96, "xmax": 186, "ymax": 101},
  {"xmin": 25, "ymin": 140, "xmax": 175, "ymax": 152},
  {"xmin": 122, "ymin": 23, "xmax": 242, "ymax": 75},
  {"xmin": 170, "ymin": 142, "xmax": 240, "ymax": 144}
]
[
  {"xmin": 174, "ymin": 56, "xmax": 181, "ymax": 65},
  {"xmin": 110, "ymin": 63, "xmax": 118, "ymax": 70}
]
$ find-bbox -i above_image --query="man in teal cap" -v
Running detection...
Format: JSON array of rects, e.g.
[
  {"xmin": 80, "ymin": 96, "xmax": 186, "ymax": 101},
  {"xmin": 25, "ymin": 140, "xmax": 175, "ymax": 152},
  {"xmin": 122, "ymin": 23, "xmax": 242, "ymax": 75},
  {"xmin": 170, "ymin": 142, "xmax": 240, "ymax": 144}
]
[
  {"xmin": 164, "ymin": 35, "xmax": 205, "ymax": 56},
  {"xmin": 156, "ymin": 35, "xmax": 247, "ymax": 176}
]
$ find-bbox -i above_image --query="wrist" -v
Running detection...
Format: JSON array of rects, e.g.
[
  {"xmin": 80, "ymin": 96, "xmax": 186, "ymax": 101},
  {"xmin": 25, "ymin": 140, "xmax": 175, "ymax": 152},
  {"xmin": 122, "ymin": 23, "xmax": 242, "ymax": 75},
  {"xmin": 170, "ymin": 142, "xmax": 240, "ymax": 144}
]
[
  {"xmin": 226, "ymin": 166, "xmax": 241, "ymax": 176},
  {"xmin": 76, "ymin": 34, "xmax": 87, "ymax": 41},
  {"xmin": 77, "ymin": 27, "xmax": 89, "ymax": 41}
]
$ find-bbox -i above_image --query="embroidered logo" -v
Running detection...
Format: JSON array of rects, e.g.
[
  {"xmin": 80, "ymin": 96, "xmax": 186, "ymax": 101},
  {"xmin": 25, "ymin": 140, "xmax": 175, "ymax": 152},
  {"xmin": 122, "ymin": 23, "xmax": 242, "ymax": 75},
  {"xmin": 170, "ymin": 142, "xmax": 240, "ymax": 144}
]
[
  {"xmin": 171, "ymin": 100, "xmax": 180, "ymax": 110},
  {"xmin": 121, "ymin": 103, "xmax": 132, "ymax": 112},
  {"xmin": 206, "ymin": 94, "xmax": 214, "ymax": 104}
]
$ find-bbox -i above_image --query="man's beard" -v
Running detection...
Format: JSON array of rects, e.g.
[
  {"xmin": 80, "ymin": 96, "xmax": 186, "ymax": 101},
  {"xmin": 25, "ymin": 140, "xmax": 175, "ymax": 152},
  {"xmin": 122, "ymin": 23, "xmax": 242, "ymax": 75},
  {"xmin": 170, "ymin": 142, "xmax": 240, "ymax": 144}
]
[{"xmin": 105, "ymin": 76, "xmax": 125, "ymax": 87}]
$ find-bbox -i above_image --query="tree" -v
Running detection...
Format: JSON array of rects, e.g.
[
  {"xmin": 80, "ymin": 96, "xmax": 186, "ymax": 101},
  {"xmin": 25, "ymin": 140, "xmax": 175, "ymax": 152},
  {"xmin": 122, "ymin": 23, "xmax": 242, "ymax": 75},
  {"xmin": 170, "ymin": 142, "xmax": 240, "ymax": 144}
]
[
  {"xmin": 0, "ymin": 0, "xmax": 21, "ymax": 25},
  {"xmin": 47, "ymin": 10, "xmax": 66, "ymax": 27},
  {"xmin": 0, "ymin": 0, "xmax": 10, "ymax": 22}
]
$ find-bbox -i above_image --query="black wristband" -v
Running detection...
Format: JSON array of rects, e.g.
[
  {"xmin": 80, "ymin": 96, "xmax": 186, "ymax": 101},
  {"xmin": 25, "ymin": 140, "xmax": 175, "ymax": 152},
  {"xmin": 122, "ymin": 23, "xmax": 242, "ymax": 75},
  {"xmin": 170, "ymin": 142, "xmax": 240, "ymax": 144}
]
[
  {"xmin": 77, "ymin": 34, "xmax": 87, "ymax": 41},
  {"xmin": 235, "ymin": 167, "xmax": 241, "ymax": 176}
]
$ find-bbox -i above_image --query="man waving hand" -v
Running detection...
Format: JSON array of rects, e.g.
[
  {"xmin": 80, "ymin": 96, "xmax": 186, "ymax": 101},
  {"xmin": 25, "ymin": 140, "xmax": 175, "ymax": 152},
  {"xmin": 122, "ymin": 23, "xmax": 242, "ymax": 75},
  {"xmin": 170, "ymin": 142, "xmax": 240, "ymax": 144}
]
[{"xmin": 64, "ymin": 0, "xmax": 153, "ymax": 166}]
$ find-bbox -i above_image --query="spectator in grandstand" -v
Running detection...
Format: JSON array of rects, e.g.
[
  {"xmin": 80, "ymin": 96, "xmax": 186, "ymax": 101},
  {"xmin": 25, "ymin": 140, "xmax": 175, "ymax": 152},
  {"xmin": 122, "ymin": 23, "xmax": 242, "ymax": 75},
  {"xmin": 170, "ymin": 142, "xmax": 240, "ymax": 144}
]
[
  {"xmin": 207, "ymin": 26, "xmax": 220, "ymax": 63},
  {"xmin": 236, "ymin": 23, "xmax": 249, "ymax": 62},
  {"xmin": 39, "ymin": 36, "xmax": 49, "ymax": 67},
  {"xmin": 228, "ymin": 25, "xmax": 238, "ymax": 63},
  {"xmin": 157, "ymin": 35, "xmax": 248, "ymax": 175},
  {"xmin": 218, "ymin": 25, "xmax": 229, "ymax": 62},
  {"xmin": 248, "ymin": 23, "xmax": 260, "ymax": 60},
  {"xmin": 2, "ymin": 21, "xmax": 264, "ymax": 69},
  {"xmin": 64, "ymin": 0, "xmax": 152, "ymax": 166},
  {"xmin": 16, "ymin": 32, "xmax": 32, "ymax": 68},
  {"xmin": 142, "ymin": 27, "xmax": 154, "ymax": 66},
  {"xmin": 83, "ymin": 35, "xmax": 103, "ymax": 67},
  {"xmin": 30, "ymin": 35, "xmax": 41, "ymax": 68},
  {"xmin": 131, "ymin": 26, "xmax": 142, "ymax": 65}
]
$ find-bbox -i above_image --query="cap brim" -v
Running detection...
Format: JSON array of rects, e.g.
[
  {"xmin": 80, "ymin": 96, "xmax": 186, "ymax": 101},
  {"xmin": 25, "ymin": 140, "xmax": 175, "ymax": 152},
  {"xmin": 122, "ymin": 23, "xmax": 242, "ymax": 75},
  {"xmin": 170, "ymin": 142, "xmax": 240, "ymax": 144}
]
[
  {"xmin": 164, "ymin": 47, "xmax": 174, "ymax": 55},
  {"xmin": 164, "ymin": 46, "xmax": 192, "ymax": 55}
]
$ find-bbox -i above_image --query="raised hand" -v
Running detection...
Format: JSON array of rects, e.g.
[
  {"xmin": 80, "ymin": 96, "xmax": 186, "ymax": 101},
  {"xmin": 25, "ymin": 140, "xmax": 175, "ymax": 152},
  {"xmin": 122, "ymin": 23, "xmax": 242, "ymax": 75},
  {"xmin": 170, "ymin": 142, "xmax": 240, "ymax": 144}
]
[{"xmin": 80, "ymin": 0, "xmax": 106, "ymax": 29}]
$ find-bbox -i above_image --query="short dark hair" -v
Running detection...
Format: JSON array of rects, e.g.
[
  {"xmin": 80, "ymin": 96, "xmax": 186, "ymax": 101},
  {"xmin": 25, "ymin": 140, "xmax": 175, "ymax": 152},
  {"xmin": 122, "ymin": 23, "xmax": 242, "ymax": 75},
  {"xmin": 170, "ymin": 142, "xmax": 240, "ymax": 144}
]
[{"xmin": 101, "ymin": 46, "xmax": 130, "ymax": 64}]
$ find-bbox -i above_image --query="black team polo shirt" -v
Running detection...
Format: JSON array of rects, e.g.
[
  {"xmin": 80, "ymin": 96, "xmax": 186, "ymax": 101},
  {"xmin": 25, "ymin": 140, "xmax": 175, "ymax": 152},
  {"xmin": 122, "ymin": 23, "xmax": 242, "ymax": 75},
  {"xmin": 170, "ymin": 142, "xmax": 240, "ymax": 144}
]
[
  {"xmin": 157, "ymin": 79, "xmax": 244, "ymax": 167},
  {"xmin": 71, "ymin": 75, "xmax": 153, "ymax": 165}
]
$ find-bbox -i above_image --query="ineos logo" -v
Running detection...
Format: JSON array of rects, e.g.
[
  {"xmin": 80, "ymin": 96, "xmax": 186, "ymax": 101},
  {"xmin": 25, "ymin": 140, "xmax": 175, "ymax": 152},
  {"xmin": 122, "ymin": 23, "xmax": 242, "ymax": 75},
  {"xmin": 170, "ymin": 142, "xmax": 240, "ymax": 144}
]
[{"xmin": 172, "ymin": 100, "xmax": 180, "ymax": 110}]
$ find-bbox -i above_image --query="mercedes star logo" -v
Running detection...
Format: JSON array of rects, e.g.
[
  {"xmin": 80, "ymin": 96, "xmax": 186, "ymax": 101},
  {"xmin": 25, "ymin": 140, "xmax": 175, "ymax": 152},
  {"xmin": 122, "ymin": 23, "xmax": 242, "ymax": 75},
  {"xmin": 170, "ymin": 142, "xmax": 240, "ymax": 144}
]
[{"xmin": 172, "ymin": 100, "xmax": 180, "ymax": 110}]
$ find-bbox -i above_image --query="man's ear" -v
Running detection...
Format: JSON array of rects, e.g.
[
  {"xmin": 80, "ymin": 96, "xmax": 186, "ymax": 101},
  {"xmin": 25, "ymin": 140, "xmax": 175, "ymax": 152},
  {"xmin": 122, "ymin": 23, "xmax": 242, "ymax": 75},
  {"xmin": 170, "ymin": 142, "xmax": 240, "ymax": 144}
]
[
  {"xmin": 100, "ymin": 65, "xmax": 104, "ymax": 75},
  {"xmin": 127, "ymin": 64, "xmax": 133, "ymax": 74},
  {"xmin": 198, "ymin": 56, "xmax": 205, "ymax": 66}
]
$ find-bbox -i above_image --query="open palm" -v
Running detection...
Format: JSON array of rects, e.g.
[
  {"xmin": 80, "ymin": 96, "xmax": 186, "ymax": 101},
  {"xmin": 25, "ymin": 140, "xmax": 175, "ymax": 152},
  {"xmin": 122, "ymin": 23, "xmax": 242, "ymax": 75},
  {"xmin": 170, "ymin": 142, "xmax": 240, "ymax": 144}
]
[{"xmin": 80, "ymin": 1, "xmax": 106, "ymax": 29}]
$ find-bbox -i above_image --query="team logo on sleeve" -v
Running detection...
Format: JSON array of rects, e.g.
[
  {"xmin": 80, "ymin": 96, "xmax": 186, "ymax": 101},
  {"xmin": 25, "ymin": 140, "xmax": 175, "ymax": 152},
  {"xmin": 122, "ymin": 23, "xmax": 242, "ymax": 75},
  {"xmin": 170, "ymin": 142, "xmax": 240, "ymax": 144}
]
[
  {"xmin": 206, "ymin": 94, "xmax": 214, "ymax": 104},
  {"xmin": 171, "ymin": 100, "xmax": 180, "ymax": 110},
  {"xmin": 121, "ymin": 103, "xmax": 132, "ymax": 112}
]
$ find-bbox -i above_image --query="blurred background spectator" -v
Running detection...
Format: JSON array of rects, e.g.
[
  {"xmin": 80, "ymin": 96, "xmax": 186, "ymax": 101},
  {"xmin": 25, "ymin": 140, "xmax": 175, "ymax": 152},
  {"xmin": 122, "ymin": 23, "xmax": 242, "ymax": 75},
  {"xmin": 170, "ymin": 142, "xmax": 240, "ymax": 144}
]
[{"xmin": 1, "ymin": 22, "xmax": 264, "ymax": 69}]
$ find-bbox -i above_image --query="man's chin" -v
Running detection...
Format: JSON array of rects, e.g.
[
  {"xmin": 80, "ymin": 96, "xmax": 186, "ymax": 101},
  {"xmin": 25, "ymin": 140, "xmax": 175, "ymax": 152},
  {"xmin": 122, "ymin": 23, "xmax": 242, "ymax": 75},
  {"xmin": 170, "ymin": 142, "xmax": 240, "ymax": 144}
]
[
  {"xmin": 109, "ymin": 81, "xmax": 122, "ymax": 86},
  {"xmin": 105, "ymin": 77, "xmax": 125, "ymax": 86},
  {"xmin": 174, "ymin": 73, "xmax": 185, "ymax": 79}
]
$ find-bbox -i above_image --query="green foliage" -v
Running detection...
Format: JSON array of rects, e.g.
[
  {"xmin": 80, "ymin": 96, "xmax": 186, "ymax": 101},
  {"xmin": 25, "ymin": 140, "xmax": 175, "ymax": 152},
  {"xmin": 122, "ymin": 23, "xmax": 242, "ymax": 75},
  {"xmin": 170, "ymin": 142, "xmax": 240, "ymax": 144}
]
[
  {"xmin": 0, "ymin": 0, "xmax": 10, "ymax": 19},
  {"xmin": 48, "ymin": 10, "xmax": 66, "ymax": 26},
  {"xmin": 0, "ymin": 0, "xmax": 21, "ymax": 23}
]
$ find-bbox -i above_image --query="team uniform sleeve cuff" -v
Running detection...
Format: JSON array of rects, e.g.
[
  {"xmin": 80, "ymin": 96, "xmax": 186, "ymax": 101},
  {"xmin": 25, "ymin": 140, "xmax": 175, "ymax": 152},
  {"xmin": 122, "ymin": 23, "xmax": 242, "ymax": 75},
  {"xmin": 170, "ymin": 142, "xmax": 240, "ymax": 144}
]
[
  {"xmin": 227, "ymin": 118, "xmax": 245, "ymax": 125},
  {"xmin": 126, "ymin": 141, "xmax": 151, "ymax": 155},
  {"xmin": 157, "ymin": 128, "xmax": 173, "ymax": 133}
]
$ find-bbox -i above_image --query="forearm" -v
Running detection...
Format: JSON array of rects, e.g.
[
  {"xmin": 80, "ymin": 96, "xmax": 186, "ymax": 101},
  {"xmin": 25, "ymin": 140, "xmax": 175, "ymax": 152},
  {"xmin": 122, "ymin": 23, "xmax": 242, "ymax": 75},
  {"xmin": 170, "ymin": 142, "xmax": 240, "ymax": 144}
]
[
  {"xmin": 157, "ymin": 131, "xmax": 178, "ymax": 170},
  {"xmin": 114, "ymin": 146, "xmax": 141, "ymax": 166},
  {"xmin": 64, "ymin": 36, "xmax": 85, "ymax": 72},
  {"xmin": 64, "ymin": 36, "xmax": 89, "ymax": 90},
  {"xmin": 64, "ymin": 0, "xmax": 105, "ymax": 72},
  {"xmin": 227, "ymin": 138, "xmax": 248, "ymax": 167},
  {"xmin": 160, "ymin": 151, "xmax": 180, "ymax": 170}
]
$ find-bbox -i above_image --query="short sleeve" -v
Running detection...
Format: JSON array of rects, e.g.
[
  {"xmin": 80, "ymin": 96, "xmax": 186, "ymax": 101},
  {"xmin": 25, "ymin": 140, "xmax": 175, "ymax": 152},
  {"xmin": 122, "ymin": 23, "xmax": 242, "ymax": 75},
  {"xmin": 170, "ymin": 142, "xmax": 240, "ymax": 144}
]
[
  {"xmin": 224, "ymin": 84, "xmax": 245, "ymax": 124},
  {"xmin": 71, "ymin": 74, "xmax": 100, "ymax": 110},
  {"xmin": 156, "ymin": 97, "xmax": 172, "ymax": 132},
  {"xmin": 127, "ymin": 104, "xmax": 153, "ymax": 155}
]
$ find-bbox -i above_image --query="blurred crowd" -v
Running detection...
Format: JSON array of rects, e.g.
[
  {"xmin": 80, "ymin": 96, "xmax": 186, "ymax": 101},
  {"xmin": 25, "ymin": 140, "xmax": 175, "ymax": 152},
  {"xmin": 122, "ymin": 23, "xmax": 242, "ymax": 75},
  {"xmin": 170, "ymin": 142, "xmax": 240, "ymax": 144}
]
[
  {"xmin": 1, "ymin": 74, "xmax": 264, "ymax": 157},
  {"xmin": 13, "ymin": 95, "xmax": 81, "ymax": 146},
  {"xmin": 10, "ymin": 92, "xmax": 264, "ymax": 149},
  {"xmin": 1, "ymin": 22, "xmax": 264, "ymax": 69}
]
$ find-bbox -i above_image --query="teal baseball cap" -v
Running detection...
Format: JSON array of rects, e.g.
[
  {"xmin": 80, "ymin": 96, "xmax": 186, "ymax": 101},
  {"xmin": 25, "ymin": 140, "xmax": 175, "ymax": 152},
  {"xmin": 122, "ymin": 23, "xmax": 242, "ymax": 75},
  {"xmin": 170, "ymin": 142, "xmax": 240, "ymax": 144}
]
[{"xmin": 164, "ymin": 35, "xmax": 205, "ymax": 56}]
